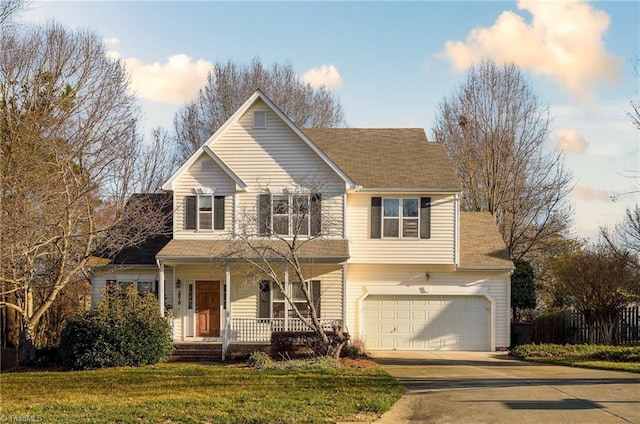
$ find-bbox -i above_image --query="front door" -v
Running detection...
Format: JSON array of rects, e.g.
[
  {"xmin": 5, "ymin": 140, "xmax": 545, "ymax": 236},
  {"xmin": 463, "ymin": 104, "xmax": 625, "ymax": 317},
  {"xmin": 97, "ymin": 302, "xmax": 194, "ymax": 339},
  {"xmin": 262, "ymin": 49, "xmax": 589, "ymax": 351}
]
[{"xmin": 196, "ymin": 281, "xmax": 220, "ymax": 337}]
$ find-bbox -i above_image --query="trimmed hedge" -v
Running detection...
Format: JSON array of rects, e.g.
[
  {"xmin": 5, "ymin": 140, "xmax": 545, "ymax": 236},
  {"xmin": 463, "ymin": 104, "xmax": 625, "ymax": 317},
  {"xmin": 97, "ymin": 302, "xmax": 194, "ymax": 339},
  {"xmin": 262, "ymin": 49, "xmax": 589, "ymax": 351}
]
[
  {"xmin": 59, "ymin": 286, "xmax": 173, "ymax": 370},
  {"xmin": 511, "ymin": 343, "xmax": 640, "ymax": 363},
  {"xmin": 271, "ymin": 331, "xmax": 349, "ymax": 358}
]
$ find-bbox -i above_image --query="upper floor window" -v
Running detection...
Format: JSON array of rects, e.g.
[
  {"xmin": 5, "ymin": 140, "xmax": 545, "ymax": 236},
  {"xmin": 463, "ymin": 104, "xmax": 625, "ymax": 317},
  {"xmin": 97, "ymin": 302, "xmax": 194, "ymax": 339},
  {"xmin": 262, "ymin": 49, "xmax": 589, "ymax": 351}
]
[
  {"xmin": 258, "ymin": 193, "xmax": 321, "ymax": 237},
  {"xmin": 185, "ymin": 194, "xmax": 225, "ymax": 231},
  {"xmin": 371, "ymin": 196, "xmax": 431, "ymax": 239}
]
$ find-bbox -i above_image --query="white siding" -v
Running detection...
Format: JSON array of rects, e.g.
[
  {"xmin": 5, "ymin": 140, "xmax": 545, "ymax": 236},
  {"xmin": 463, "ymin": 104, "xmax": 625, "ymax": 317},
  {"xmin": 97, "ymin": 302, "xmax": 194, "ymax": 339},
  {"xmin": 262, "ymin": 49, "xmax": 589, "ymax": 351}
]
[
  {"xmin": 346, "ymin": 193, "xmax": 456, "ymax": 264},
  {"xmin": 209, "ymin": 100, "xmax": 345, "ymax": 237},
  {"xmin": 173, "ymin": 154, "xmax": 236, "ymax": 240},
  {"xmin": 230, "ymin": 264, "xmax": 343, "ymax": 320},
  {"xmin": 345, "ymin": 264, "xmax": 510, "ymax": 350}
]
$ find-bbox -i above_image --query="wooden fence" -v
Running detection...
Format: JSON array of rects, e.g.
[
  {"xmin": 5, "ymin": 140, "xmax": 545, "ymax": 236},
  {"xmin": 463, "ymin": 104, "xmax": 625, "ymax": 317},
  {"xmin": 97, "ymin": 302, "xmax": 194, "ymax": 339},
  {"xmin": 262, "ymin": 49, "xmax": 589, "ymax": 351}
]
[{"xmin": 533, "ymin": 306, "xmax": 639, "ymax": 345}]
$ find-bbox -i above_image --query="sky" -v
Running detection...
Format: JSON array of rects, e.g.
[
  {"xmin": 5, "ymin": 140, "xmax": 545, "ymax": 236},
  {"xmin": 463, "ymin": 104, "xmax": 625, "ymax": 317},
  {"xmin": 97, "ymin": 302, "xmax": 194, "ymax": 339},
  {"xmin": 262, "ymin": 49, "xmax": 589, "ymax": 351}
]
[{"xmin": 19, "ymin": 0, "xmax": 640, "ymax": 241}]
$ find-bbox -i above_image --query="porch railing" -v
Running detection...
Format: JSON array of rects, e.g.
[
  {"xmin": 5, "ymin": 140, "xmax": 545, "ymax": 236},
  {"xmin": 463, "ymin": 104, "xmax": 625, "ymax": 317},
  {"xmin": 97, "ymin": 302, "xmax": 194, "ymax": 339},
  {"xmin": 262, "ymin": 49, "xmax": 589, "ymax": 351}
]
[{"xmin": 228, "ymin": 318, "xmax": 343, "ymax": 343}]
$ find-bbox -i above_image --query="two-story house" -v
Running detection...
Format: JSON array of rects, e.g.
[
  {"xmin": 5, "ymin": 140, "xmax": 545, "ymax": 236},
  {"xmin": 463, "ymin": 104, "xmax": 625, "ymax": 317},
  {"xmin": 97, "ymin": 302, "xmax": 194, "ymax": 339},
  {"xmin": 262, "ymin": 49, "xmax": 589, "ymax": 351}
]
[{"xmin": 91, "ymin": 90, "xmax": 514, "ymax": 358}]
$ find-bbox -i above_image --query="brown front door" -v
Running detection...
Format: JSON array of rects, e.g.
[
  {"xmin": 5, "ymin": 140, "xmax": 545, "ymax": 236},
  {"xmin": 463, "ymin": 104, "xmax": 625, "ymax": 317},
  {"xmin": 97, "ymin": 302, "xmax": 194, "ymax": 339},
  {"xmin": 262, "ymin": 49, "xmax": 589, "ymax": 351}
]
[{"xmin": 196, "ymin": 281, "xmax": 220, "ymax": 337}]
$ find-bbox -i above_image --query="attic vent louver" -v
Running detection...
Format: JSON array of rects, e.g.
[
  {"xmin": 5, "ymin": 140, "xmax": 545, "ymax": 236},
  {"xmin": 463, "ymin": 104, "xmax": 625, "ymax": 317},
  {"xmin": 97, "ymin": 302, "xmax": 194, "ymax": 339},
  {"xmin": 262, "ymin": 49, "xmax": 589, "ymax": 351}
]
[{"xmin": 253, "ymin": 110, "xmax": 267, "ymax": 129}]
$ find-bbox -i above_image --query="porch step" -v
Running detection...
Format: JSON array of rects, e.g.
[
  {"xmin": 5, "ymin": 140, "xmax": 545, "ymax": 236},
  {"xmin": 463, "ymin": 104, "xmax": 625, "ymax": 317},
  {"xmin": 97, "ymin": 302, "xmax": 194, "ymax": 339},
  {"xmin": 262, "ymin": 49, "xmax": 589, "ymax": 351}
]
[{"xmin": 170, "ymin": 343, "xmax": 222, "ymax": 362}]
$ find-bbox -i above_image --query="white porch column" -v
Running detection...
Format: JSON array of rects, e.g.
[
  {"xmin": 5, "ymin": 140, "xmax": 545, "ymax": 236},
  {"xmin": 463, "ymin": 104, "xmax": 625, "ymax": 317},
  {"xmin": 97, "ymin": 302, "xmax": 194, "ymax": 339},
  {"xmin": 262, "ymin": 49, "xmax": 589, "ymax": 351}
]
[
  {"xmin": 284, "ymin": 262, "xmax": 289, "ymax": 331},
  {"xmin": 157, "ymin": 260, "xmax": 165, "ymax": 317},
  {"xmin": 225, "ymin": 263, "xmax": 231, "ymax": 312}
]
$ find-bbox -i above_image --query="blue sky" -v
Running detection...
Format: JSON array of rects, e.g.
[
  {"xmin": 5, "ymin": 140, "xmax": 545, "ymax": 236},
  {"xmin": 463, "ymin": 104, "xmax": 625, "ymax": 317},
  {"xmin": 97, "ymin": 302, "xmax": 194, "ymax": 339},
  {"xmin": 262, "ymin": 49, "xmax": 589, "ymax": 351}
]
[{"xmin": 22, "ymin": 0, "xmax": 640, "ymax": 241}]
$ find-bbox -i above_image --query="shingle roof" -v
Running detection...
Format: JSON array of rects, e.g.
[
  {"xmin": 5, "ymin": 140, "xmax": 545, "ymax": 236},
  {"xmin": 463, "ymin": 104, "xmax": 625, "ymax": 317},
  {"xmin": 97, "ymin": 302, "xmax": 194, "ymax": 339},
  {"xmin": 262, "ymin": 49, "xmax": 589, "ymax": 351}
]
[
  {"xmin": 157, "ymin": 239, "xmax": 349, "ymax": 262},
  {"xmin": 302, "ymin": 128, "xmax": 462, "ymax": 191},
  {"xmin": 459, "ymin": 212, "xmax": 514, "ymax": 269}
]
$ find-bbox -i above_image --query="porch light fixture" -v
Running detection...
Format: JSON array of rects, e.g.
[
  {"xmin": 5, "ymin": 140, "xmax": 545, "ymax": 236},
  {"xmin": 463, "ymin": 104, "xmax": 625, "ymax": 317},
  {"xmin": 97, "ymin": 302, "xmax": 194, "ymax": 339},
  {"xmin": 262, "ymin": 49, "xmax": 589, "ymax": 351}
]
[
  {"xmin": 425, "ymin": 271, "xmax": 430, "ymax": 282},
  {"xmin": 176, "ymin": 280, "xmax": 181, "ymax": 289}
]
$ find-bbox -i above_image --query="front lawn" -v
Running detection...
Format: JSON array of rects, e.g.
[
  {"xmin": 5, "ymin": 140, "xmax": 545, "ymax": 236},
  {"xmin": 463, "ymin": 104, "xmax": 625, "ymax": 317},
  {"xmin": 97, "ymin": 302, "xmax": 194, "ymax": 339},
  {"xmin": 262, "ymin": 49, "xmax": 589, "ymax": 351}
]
[
  {"xmin": 511, "ymin": 343, "xmax": 640, "ymax": 373},
  {"xmin": 1, "ymin": 362, "xmax": 402, "ymax": 423}
]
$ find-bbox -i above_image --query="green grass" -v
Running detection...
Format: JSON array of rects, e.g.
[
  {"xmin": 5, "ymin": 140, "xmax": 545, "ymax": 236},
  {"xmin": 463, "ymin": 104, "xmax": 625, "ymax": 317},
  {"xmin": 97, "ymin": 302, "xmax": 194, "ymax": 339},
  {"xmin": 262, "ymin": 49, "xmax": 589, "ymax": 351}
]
[
  {"xmin": 511, "ymin": 343, "xmax": 640, "ymax": 373},
  {"xmin": 1, "ymin": 362, "xmax": 403, "ymax": 423}
]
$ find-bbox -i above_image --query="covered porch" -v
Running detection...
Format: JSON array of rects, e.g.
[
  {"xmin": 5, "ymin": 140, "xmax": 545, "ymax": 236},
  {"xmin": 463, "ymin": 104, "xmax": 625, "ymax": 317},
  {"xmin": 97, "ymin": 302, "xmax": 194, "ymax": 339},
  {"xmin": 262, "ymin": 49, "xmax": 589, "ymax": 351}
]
[{"xmin": 155, "ymin": 239, "xmax": 349, "ymax": 359}]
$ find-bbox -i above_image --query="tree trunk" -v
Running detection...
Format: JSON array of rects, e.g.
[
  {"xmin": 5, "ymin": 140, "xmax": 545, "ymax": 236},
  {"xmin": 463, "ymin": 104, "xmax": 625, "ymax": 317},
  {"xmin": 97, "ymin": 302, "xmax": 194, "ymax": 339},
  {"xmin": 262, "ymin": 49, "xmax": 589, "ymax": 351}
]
[
  {"xmin": 19, "ymin": 320, "xmax": 36, "ymax": 365},
  {"xmin": 327, "ymin": 325, "xmax": 349, "ymax": 359}
]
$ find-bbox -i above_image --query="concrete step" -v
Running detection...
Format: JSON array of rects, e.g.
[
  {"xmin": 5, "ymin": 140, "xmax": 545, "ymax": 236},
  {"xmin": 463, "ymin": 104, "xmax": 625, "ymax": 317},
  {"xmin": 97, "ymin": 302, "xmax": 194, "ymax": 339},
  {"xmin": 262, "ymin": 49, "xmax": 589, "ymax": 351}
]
[{"xmin": 170, "ymin": 343, "xmax": 222, "ymax": 362}]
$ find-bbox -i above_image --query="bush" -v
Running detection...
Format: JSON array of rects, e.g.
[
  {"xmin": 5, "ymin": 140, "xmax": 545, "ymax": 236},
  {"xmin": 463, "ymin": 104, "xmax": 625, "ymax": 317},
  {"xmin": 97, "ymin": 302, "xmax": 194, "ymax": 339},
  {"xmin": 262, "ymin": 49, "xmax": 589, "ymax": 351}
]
[
  {"xmin": 341, "ymin": 338, "xmax": 370, "ymax": 358},
  {"xmin": 59, "ymin": 286, "xmax": 174, "ymax": 370},
  {"xmin": 247, "ymin": 351, "xmax": 272, "ymax": 369},
  {"xmin": 270, "ymin": 330, "xmax": 349, "ymax": 358},
  {"xmin": 511, "ymin": 343, "xmax": 640, "ymax": 363}
]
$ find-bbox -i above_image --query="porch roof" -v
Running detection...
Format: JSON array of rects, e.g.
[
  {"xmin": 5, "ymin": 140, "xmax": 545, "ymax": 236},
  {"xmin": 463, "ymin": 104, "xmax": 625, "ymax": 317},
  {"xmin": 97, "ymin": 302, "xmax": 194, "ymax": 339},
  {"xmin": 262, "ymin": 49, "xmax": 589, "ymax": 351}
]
[{"xmin": 156, "ymin": 239, "xmax": 350, "ymax": 262}]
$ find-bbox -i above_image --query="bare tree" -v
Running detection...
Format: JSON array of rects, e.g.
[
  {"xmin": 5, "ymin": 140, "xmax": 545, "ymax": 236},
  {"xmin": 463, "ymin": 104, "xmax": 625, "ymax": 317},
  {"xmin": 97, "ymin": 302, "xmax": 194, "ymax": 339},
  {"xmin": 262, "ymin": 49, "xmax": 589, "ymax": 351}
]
[
  {"xmin": 630, "ymin": 58, "xmax": 640, "ymax": 131},
  {"xmin": 174, "ymin": 58, "xmax": 345, "ymax": 161},
  {"xmin": 133, "ymin": 126, "xmax": 178, "ymax": 193},
  {"xmin": 0, "ymin": 0, "xmax": 25, "ymax": 29},
  {"xmin": 230, "ymin": 178, "xmax": 348, "ymax": 358},
  {"xmin": 0, "ymin": 23, "xmax": 167, "ymax": 363},
  {"xmin": 433, "ymin": 60, "xmax": 573, "ymax": 260},
  {"xmin": 550, "ymin": 243, "xmax": 639, "ymax": 344},
  {"xmin": 602, "ymin": 205, "xmax": 640, "ymax": 271}
]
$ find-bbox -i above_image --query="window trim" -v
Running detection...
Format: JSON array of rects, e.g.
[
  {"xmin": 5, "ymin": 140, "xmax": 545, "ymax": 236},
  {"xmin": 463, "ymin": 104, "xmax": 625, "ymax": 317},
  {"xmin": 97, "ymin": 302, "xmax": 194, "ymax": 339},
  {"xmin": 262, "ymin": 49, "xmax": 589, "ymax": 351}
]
[
  {"xmin": 186, "ymin": 194, "xmax": 225, "ymax": 231},
  {"xmin": 259, "ymin": 280, "xmax": 321, "ymax": 319},
  {"xmin": 381, "ymin": 197, "xmax": 420, "ymax": 239},
  {"xmin": 261, "ymin": 193, "xmax": 313, "ymax": 237}
]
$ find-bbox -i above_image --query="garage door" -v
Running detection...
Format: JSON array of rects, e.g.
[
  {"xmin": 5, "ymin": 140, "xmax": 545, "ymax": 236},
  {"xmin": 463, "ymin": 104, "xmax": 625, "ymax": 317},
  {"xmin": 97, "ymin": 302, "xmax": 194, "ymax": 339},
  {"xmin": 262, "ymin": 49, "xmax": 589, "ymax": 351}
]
[{"xmin": 363, "ymin": 295, "xmax": 490, "ymax": 351}]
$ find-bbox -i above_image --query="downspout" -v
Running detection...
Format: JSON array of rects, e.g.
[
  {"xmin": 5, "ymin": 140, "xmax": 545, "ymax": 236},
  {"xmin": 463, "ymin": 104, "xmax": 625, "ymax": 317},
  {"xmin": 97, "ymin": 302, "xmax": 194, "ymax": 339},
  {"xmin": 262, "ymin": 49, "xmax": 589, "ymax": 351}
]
[
  {"xmin": 342, "ymin": 263, "xmax": 347, "ymax": 332},
  {"xmin": 156, "ymin": 259, "xmax": 165, "ymax": 317},
  {"xmin": 454, "ymin": 193, "xmax": 460, "ymax": 267}
]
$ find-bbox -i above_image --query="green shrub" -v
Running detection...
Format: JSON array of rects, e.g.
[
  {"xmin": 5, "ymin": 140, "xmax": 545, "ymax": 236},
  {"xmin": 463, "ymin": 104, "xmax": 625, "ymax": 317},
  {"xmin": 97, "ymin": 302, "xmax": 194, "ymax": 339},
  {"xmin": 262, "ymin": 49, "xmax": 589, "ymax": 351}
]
[
  {"xmin": 59, "ymin": 286, "xmax": 173, "ymax": 370},
  {"xmin": 511, "ymin": 343, "xmax": 640, "ymax": 363},
  {"xmin": 247, "ymin": 351, "xmax": 273, "ymax": 369}
]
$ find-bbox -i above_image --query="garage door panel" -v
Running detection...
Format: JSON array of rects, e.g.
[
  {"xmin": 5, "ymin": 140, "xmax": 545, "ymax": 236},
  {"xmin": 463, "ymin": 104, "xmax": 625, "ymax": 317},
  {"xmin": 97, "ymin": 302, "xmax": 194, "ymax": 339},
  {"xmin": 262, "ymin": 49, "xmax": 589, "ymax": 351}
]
[{"xmin": 364, "ymin": 295, "xmax": 490, "ymax": 351}]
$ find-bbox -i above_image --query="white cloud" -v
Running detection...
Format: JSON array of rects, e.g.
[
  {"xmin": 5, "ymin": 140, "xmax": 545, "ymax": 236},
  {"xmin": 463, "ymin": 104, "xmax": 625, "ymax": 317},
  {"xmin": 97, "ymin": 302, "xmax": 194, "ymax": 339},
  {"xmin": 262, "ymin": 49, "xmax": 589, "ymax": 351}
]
[
  {"xmin": 573, "ymin": 184, "xmax": 611, "ymax": 202},
  {"xmin": 555, "ymin": 128, "xmax": 588, "ymax": 154},
  {"xmin": 103, "ymin": 37, "xmax": 120, "ymax": 46},
  {"xmin": 110, "ymin": 53, "xmax": 213, "ymax": 105},
  {"xmin": 439, "ymin": 0, "xmax": 621, "ymax": 100},
  {"xmin": 300, "ymin": 64, "xmax": 343, "ymax": 90}
]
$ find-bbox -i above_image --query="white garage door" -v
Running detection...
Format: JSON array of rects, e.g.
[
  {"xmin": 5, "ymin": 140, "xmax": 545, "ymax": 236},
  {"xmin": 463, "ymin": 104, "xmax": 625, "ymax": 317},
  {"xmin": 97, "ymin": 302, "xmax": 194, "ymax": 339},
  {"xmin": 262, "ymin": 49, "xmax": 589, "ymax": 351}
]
[{"xmin": 363, "ymin": 295, "xmax": 490, "ymax": 351}]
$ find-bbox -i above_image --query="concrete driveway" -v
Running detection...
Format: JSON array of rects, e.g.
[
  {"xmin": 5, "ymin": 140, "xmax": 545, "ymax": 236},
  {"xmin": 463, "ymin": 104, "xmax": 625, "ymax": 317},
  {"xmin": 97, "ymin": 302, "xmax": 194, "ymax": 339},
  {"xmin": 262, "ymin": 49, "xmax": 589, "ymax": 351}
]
[{"xmin": 372, "ymin": 351, "xmax": 640, "ymax": 424}]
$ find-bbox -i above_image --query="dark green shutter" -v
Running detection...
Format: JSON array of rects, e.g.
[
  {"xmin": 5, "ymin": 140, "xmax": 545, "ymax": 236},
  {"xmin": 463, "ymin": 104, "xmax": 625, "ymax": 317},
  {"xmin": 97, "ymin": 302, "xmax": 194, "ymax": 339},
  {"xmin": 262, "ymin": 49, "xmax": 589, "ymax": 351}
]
[
  {"xmin": 258, "ymin": 194, "xmax": 271, "ymax": 236},
  {"xmin": 214, "ymin": 196, "xmax": 225, "ymax": 230},
  {"xmin": 420, "ymin": 197, "xmax": 431, "ymax": 239},
  {"xmin": 370, "ymin": 197, "xmax": 381, "ymax": 239},
  {"xmin": 258, "ymin": 281, "xmax": 271, "ymax": 318},
  {"xmin": 310, "ymin": 193, "xmax": 322, "ymax": 236},
  {"xmin": 185, "ymin": 196, "xmax": 197, "ymax": 230},
  {"xmin": 311, "ymin": 280, "xmax": 321, "ymax": 318}
]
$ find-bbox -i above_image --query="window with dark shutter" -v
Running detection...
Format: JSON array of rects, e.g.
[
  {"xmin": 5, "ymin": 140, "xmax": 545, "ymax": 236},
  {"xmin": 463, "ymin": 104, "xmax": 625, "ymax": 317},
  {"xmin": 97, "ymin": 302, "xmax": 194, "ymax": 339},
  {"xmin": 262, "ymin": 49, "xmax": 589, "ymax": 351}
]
[
  {"xmin": 214, "ymin": 196, "xmax": 225, "ymax": 230},
  {"xmin": 420, "ymin": 197, "xmax": 431, "ymax": 239},
  {"xmin": 370, "ymin": 197, "xmax": 382, "ymax": 239},
  {"xmin": 258, "ymin": 194, "xmax": 271, "ymax": 236},
  {"xmin": 185, "ymin": 196, "xmax": 197, "ymax": 230},
  {"xmin": 310, "ymin": 194, "xmax": 322, "ymax": 236}
]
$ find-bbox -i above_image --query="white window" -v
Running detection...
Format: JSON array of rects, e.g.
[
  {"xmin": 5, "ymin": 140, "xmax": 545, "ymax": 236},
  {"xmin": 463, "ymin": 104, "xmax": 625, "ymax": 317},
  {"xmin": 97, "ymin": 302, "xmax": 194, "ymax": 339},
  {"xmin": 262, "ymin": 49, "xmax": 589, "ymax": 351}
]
[
  {"xmin": 260, "ymin": 193, "xmax": 312, "ymax": 237},
  {"xmin": 185, "ymin": 194, "xmax": 225, "ymax": 231},
  {"xmin": 382, "ymin": 198, "xmax": 419, "ymax": 238},
  {"xmin": 107, "ymin": 280, "xmax": 157, "ymax": 295},
  {"xmin": 253, "ymin": 110, "xmax": 267, "ymax": 128},
  {"xmin": 259, "ymin": 280, "xmax": 321, "ymax": 319},
  {"xmin": 198, "ymin": 195, "xmax": 213, "ymax": 230}
]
